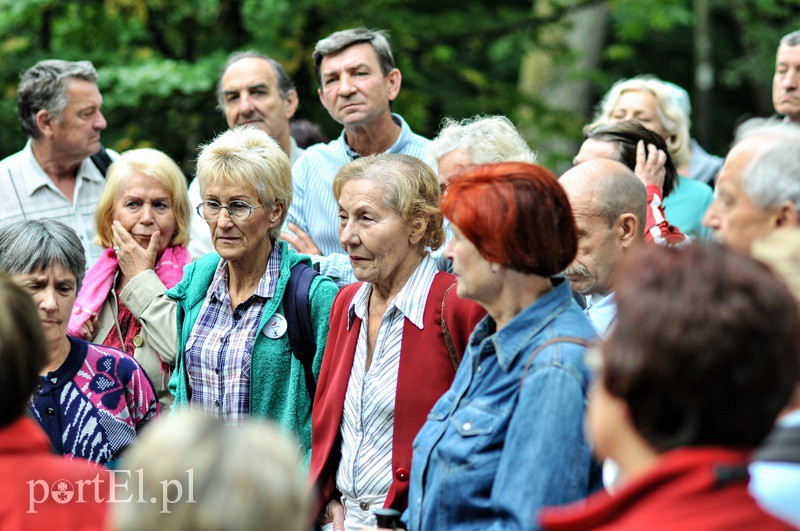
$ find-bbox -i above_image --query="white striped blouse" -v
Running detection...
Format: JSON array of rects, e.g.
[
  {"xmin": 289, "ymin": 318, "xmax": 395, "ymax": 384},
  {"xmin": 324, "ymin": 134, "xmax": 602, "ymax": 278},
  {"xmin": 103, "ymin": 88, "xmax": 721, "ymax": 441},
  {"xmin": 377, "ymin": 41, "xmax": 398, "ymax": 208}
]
[{"xmin": 335, "ymin": 254, "xmax": 439, "ymax": 501}]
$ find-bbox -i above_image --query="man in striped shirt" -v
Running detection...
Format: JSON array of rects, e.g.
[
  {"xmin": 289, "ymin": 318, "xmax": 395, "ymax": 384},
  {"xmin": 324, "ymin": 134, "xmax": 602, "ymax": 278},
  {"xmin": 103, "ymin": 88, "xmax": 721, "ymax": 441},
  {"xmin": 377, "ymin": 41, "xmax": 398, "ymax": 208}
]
[
  {"xmin": 282, "ymin": 28, "xmax": 431, "ymax": 286},
  {"xmin": 0, "ymin": 60, "xmax": 113, "ymax": 267}
]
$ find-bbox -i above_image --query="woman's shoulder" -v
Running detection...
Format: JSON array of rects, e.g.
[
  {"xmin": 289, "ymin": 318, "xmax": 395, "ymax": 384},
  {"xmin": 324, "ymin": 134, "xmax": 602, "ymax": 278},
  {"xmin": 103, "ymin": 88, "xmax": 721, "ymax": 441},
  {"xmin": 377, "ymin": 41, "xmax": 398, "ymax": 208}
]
[{"xmin": 83, "ymin": 341, "xmax": 147, "ymax": 376}]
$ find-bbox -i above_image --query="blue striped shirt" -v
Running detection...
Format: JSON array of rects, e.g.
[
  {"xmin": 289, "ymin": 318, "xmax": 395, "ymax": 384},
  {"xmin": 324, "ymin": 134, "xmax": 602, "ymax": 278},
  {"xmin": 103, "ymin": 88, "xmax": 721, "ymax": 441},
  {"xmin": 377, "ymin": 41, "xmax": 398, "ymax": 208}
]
[
  {"xmin": 336, "ymin": 254, "xmax": 438, "ymax": 503},
  {"xmin": 285, "ymin": 114, "xmax": 431, "ymax": 286}
]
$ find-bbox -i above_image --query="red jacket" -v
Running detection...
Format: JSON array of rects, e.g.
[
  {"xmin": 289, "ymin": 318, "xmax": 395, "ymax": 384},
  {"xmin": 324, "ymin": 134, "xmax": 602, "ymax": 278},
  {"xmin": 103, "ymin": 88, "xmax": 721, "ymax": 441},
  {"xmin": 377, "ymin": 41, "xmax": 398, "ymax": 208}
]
[
  {"xmin": 539, "ymin": 447, "xmax": 794, "ymax": 530},
  {"xmin": 0, "ymin": 417, "xmax": 110, "ymax": 530},
  {"xmin": 308, "ymin": 272, "xmax": 484, "ymax": 516}
]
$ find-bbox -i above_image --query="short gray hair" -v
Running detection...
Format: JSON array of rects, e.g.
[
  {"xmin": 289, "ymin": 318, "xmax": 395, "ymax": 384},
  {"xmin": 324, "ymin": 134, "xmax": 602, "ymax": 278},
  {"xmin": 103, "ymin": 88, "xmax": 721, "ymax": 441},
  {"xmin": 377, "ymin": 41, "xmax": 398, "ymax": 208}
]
[
  {"xmin": 313, "ymin": 28, "xmax": 395, "ymax": 86},
  {"xmin": 196, "ymin": 126, "xmax": 293, "ymax": 241},
  {"xmin": 429, "ymin": 115, "xmax": 537, "ymax": 165},
  {"xmin": 0, "ymin": 220, "xmax": 86, "ymax": 291},
  {"xmin": 597, "ymin": 166, "xmax": 648, "ymax": 234},
  {"xmin": 735, "ymin": 119, "xmax": 800, "ymax": 212},
  {"xmin": 17, "ymin": 59, "xmax": 98, "ymax": 139},
  {"xmin": 215, "ymin": 51, "xmax": 296, "ymax": 111},
  {"xmin": 781, "ymin": 30, "xmax": 800, "ymax": 47}
]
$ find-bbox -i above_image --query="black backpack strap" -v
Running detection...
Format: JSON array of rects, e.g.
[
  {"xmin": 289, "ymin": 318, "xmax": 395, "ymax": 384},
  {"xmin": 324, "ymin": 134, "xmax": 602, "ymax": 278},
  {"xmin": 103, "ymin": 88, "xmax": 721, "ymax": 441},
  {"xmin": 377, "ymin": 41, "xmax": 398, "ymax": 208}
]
[
  {"xmin": 752, "ymin": 423, "xmax": 800, "ymax": 465},
  {"xmin": 283, "ymin": 262, "xmax": 319, "ymax": 402},
  {"xmin": 90, "ymin": 144, "xmax": 113, "ymax": 177}
]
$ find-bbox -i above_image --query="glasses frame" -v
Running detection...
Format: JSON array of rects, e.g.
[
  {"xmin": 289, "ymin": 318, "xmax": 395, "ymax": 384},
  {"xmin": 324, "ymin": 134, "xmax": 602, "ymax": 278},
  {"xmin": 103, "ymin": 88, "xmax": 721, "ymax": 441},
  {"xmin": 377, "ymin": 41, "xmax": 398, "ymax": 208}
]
[{"xmin": 195, "ymin": 200, "xmax": 265, "ymax": 222}]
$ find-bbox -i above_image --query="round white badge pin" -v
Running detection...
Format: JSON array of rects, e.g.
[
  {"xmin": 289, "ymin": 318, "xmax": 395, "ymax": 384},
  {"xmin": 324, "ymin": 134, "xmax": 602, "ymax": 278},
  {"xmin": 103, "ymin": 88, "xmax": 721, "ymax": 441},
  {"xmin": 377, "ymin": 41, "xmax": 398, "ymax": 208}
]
[{"xmin": 263, "ymin": 314, "xmax": 288, "ymax": 339}]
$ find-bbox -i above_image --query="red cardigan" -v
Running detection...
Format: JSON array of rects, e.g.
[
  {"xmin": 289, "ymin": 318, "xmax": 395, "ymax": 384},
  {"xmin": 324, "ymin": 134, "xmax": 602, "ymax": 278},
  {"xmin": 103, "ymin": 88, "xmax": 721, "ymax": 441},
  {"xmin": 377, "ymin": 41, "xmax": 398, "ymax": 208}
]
[
  {"xmin": 539, "ymin": 447, "xmax": 794, "ymax": 530},
  {"xmin": 308, "ymin": 271, "xmax": 485, "ymax": 516}
]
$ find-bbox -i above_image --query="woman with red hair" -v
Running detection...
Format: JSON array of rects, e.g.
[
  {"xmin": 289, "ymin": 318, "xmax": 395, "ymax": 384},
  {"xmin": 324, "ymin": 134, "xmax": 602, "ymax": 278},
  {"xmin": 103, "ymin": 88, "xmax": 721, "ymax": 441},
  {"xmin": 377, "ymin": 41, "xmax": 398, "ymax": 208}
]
[{"xmin": 404, "ymin": 162, "xmax": 601, "ymax": 530}]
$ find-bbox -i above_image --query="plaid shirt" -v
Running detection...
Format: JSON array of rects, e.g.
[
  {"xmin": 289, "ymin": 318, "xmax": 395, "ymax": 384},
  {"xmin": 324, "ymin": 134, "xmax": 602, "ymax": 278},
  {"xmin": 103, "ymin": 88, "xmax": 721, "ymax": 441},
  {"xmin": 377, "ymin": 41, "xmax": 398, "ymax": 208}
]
[{"xmin": 185, "ymin": 244, "xmax": 281, "ymax": 422}]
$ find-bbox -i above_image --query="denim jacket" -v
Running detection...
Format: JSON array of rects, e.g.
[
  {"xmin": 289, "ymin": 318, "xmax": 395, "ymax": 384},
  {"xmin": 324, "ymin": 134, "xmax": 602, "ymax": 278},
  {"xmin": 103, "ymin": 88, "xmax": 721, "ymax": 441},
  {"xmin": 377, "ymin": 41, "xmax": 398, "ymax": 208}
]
[{"xmin": 405, "ymin": 277, "xmax": 601, "ymax": 530}]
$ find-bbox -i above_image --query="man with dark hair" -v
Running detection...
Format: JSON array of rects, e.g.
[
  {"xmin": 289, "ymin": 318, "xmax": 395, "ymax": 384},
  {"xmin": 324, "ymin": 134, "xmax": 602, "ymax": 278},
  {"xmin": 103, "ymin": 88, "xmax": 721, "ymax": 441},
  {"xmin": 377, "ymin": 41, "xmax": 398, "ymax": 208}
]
[
  {"xmin": 0, "ymin": 59, "xmax": 114, "ymax": 266},
  {"xmin": 773, "ymin": 29, "xmax": 800, "ymax": 123},
  {"xmin": 188, "ymin": 51, "xmax": 303, "ymax": 258},
  {"xmin": 560, "ymin": 160, "xmax": 646, "ymax": 338},
  {"xmin": 282, "ymin": 28, "xmax": 430, "ymax": 286}
]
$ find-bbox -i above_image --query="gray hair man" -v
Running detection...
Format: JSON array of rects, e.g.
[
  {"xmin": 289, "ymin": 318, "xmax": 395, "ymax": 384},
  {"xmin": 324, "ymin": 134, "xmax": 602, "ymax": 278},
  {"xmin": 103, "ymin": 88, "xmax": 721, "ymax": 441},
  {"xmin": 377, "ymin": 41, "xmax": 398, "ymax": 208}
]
[
  {"xmin": 188, "ymin": 51, "xmax": 303, "ymax": 258},
  {"xmin": 0, "ymin": 59, "xmax": 114, "ymax": 266},
  {"xmin": 773, "ymin": 30, "xmax": 800, "ymax": 123},
  {"xmin": 282, "ymin": 28, "xmax": 431, "ymax": 286},
  {"xmin": 560, "ymin": 159, "xmax": 647, "ymax": 338},
  {"xmin": 702, "ymin": 118, "xmax": 800, "ymax": 254}
]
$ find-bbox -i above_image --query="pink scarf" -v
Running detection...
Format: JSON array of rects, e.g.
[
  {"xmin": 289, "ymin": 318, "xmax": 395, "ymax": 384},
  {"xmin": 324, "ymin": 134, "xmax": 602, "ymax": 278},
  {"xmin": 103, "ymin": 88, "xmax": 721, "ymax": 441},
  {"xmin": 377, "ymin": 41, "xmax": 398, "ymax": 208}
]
[{"xmin": 68, "ymin": 245, "xmax": 191, "ymax": 337}]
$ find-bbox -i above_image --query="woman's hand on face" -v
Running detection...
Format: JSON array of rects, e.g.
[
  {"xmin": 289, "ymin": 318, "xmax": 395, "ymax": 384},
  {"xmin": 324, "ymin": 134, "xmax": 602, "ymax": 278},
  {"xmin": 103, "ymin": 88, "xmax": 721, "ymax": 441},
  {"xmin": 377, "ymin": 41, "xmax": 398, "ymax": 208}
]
[
  {"xmin": 111, "ymin": 220, "xmax": 160, "ymax": 280},
  {"xmin": 319, "ymin": 499, "xmax": 345, "ymax": 531},
  {"xmin": 634, "ymin": 140, "xmax": 667, "ymax": 192},
  {"xmin": 80, "ymin": 314, "xmax": 100, "ymax": 341}
]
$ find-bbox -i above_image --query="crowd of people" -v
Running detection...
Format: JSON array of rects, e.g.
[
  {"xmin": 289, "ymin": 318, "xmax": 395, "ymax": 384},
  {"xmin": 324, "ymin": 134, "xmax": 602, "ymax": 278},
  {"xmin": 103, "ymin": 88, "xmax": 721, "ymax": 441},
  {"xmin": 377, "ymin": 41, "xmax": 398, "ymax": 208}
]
[{"xmin": 0, "ymin": 24, "xmax": 798, "ymax": 530}]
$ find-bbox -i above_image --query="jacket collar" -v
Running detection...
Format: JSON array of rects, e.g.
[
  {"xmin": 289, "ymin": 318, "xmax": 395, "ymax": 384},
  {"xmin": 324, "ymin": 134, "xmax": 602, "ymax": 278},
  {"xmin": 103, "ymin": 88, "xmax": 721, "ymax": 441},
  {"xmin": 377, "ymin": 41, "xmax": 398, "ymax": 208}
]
[{"xmin": 474, "ymin": 276, "xmax": 573, "ymax": 371}]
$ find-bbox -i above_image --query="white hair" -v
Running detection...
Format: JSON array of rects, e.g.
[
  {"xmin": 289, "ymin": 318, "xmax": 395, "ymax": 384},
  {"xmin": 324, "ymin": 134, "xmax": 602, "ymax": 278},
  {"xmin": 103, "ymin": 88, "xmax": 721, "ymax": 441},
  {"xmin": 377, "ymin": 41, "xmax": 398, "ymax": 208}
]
[
  {"xmin": 735, "ymin": 118, "xmax": 800, "ymax": 211},
  {"xmin": 429, "ymin": 115, "xmax": 537, "ymax": 164}
]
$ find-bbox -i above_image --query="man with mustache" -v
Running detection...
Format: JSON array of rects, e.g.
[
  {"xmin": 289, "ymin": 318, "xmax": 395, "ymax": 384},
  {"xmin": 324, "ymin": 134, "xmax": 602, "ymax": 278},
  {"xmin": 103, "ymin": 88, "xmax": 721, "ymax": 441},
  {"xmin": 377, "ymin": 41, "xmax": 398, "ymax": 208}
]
[
  {"xmin": 560, "ymin": 160, "xmax": 646, "ymax": 338},
  {"xmin": 187, "ymin": 51, "xmax": 303, "ymax": 258},
  {"xmin": 282, "ymin": 28, "xmax": 430, "ymax": 286},
  {"xmin": 0, "ymin": 60, "xmax": 114, "ymax": 267},
  {"xmin": 773, "ymin": 30, "xmax": 800, "ymax": 124}
]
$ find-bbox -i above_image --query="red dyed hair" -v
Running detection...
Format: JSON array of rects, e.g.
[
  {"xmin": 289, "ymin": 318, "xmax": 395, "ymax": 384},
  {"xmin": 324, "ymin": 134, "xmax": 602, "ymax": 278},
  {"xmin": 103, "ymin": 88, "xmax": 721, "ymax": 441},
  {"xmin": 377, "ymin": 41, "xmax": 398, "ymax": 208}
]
[{"xmin": 441, "ymin": 162, "xmax": 577, "ymax": 276}]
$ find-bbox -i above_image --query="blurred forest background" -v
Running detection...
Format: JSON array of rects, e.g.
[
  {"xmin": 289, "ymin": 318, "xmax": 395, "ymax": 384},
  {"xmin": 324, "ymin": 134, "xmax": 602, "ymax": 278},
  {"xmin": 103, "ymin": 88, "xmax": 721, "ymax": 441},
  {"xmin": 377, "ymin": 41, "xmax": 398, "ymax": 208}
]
[{"xmin": 0, "ymin": 0, "xmax": 798, "ymax": 174}]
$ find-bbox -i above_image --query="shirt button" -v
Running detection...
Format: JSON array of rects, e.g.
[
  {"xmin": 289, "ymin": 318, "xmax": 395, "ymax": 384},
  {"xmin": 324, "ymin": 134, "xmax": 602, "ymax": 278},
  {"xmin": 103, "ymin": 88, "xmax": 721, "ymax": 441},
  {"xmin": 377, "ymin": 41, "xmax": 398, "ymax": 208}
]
[
  {"xmin": 133, "ymin": 335, "xmax": 143, "ymax": 347},
  {"xmin": 463, "ymin": 421, "xmax": 472, "ymax": 431},
  {"xmin": 215, "ymin": 400, "xmax": 220, "ymax": 406},
  {"xmin": 476, "ymin": 365, "xmax": 482, "ymax": 373},
  {"xmin": 214, "ymin": 368, "xmax": 220, "ymax": 374},
  {"xmin": 395, "ymin": 467, "xmax": 410, "ymax": 481},
  {"xmin": 46, "ymin": 407, "xmax": 56, "ymax": 416},
  {"xmin": 359, "ymin": 501, "xmax": 370, "ymax": 511}
]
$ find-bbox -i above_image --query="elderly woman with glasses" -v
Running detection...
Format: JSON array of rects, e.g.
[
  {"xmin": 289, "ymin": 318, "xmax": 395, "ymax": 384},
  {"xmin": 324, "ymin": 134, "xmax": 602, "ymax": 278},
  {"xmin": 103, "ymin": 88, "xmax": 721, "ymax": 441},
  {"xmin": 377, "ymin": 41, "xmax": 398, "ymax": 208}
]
[{"xmin": 126, "ymin": 127, "xmax": 338, "ymax": 467}]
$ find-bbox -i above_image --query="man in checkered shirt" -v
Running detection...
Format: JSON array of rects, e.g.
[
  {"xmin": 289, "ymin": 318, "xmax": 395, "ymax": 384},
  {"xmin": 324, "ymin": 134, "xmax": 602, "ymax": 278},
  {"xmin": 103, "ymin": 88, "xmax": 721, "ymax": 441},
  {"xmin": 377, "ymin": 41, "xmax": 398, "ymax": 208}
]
[{"xmin": 0, "ymin": 60, "xmax": 115, "ymax": 266}]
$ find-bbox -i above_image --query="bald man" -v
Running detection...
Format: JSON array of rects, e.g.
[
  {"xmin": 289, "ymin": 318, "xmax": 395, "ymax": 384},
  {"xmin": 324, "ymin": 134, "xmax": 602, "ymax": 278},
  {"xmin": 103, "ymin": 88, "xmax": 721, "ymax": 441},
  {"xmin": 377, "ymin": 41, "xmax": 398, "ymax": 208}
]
[
  {"xmin": 702, "ymin": 118, "xmax": 800, "ymax": 255},
  {"xmin": 561, "ymin": 159, "xmax": 647, "ymax": 338}
]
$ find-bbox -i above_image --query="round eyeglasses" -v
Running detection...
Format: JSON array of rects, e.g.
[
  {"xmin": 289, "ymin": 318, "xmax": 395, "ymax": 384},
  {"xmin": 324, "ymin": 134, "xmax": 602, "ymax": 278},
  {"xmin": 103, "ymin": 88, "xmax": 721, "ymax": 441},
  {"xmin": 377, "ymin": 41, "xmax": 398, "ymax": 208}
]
[{"xmin": 196, "ymin": 200, "xmax": 265, "ymax": 222}]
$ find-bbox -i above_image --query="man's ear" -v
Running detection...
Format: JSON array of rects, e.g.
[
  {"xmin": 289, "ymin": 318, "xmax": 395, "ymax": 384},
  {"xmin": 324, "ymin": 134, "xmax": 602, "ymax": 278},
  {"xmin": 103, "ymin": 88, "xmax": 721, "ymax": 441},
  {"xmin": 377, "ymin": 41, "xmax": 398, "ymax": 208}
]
[
  {"xmin": 36, "ymin": 109, "xmax": 55, "ymax": 138},
  {"xmin": 615, "ymin": 213, "xmax": 638, "ymax": 249},
  {"xmin": 775, "ymin": 200, "xmax": 800, "ymax": 229},
  {"xmin": 385, "ymin": 68, "xmax": 402, "ymax": 102},
  {"xmin": 284, "ymin": 89, "xmax": 299, "ymax": 120}
]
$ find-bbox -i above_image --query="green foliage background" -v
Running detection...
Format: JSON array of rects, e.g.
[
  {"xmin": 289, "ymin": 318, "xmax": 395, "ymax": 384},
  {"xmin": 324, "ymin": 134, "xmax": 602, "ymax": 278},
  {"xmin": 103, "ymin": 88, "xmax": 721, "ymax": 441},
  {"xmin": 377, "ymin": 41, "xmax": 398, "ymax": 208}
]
[{"xmin": 0, "ymin": 0, "xmax": 797, "ymax": 174}]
